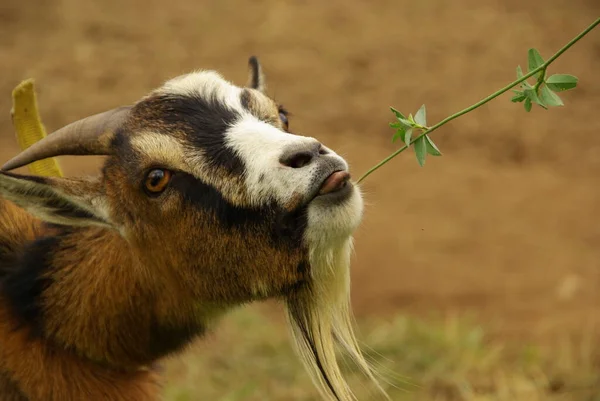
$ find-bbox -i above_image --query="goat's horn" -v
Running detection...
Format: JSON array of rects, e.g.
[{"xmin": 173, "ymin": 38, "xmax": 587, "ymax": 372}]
[{"xmin": 2, "ymin": 106, "xmax": 132, "ymax": 171}]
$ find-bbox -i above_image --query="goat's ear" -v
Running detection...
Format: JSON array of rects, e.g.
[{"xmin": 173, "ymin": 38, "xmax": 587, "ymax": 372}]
[
  {"xmin": 0, "ymin": 172, "xmax": 113, "ymax": 229},
  {"xmin": 246, "ymin": 56, "xmax": 266, "ymax": 93}
]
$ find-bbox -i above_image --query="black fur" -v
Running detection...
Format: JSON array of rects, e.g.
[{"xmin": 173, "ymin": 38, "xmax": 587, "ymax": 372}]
[
  {"xmin": 169, "ymin": 172, "xmax": 307, "ymax": 249},
  {"xmin": 170, "ymin": 171, "xmax": 264, "ymax": 228},
  {"xmin": 239, "ymin": 88, "xmax": 253, "ymax": 111},
  {"xmin": 151, "ymin": 94, "xmax": 245, "ymax": 176},
  {"xmin": 297, "ymin": 260, "xmax": 309, "ymax": 275},
  {"xmin": 0, "ymin": 172, "xmax": 99, "ymax": 223},
  {"xmin": 0, "ymin": 242, "xmax": 18, "ymax": 282},
  {"xmin": 0, "ymin": 371, "xmax": 27, "ymax": 401},
  {"xmin": 0, "ymin": 171, "xmax": 48, "ymax": 185},
  {"xmin": 147, "ymin": 316, "xmax": 205, "ymax": 361},
  {"xmin": 247, "ymin": 56, "xmax": 261, "ymax": 90},
  {"xmin": 44, "ymin": 197, "xmax": 97, "ymax": 221},
  {"xmin": 110, "ymin": 129, "xmax": 141, "ymax": 174},
  {"xmin": 272, "ymin": 204, "xmax": 307, "ymax": 249},
  {"xmin": 0, "ymin": 229, "xmax": 71, "ymax": 336}
]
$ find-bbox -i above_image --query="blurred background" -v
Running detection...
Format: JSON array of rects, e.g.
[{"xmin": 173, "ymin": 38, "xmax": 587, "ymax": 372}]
[{"xmin": 1, "ymin": 0, "xmax": 599, "ymax": 399}]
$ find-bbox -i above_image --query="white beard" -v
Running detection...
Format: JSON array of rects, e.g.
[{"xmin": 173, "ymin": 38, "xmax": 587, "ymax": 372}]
[{"xmin": 285, "ymin": 191, "xmax": 389, "ymax": 401}]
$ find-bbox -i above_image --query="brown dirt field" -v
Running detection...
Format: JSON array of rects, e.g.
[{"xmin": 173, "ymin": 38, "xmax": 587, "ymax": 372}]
[{"xmin": 1, "ymin": 0, "xmax": 599, "ymax": 349}]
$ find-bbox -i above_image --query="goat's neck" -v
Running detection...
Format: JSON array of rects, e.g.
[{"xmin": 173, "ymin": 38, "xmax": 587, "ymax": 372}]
[{"xmin": 3, "ymin": 224, "xmax": 206, "ymax": 369}]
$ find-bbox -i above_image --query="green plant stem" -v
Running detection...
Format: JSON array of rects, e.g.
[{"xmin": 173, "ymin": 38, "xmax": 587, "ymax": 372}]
[
  {"xmin": 533, "ymin": 68, "xmax": 546, "ymax": 92},
  {"xmin": 356, "ymin": 17, "xmax": 600, "ymax": 184}
]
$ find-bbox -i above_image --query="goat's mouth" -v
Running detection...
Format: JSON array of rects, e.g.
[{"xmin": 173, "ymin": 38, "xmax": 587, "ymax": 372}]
[
  {"xmin": 319, "ymin": 171, "xmax": 351, "ymax": 195},
  {"xmin": 308, "ymin": 170, "xmax": 353, "ymax": 205}
]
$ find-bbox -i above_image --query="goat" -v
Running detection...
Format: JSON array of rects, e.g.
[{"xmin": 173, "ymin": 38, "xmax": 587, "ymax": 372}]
[{"xmin": 0, "ymin": 57, "xmax": 388, "ymax": 401}]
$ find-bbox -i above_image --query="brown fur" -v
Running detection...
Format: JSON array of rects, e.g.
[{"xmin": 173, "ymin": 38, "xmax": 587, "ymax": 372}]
[
  {"xmin": 0, "ymin": 197, "xmax": 44, "ymax": 251},
  {"xmin": 0, "ymin": 187, "xmax": 308, "ymax": 399},
  {"xmin": 0, "ymin": 371, "xmax": 27, "ymax": 401},
  {"xmin": 0, "ymin": 200, "xmax": 163, "ymax": 400},
  {"xmin": 240, "ymin": 88, "xmax": 285, "ymax": 129},
  {"xmin": 0, "ymin": 301, "xmax": 162, "ymax": 401}
]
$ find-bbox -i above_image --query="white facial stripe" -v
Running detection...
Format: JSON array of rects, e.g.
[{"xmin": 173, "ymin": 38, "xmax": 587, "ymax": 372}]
[
  {"xmin": 130, "ymin": 132, "xmax": 190, "ymax": 171},
  {"xmin": 224, "ymin": 115, "xmax": 321, "ymax": 207},
  {"xmin": 157, "ymin": 70, "xmax": 243, "ymax": 111}
]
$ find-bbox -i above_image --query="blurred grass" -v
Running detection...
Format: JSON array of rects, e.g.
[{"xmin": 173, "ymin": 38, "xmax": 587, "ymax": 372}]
[{"xmin": 161, "ymin": 306, "xmax": 600, "ymax": 401}]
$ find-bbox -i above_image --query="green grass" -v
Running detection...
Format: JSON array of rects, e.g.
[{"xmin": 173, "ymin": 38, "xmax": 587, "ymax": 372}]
[{"xmin": 161, "ymin": 305, "xmax": 600, "ymax": 401}]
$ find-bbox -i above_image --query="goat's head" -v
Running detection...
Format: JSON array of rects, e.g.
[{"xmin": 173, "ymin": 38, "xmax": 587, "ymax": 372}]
[{"xmin": 0, "ymin": 57, "xmax": 386, "ymax": 400}]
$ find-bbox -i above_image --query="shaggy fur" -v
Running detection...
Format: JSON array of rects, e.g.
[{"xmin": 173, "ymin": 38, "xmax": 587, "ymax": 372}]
[{"xmin": 0, "ymin": 58, "xmax": 387, "ymax": 401}]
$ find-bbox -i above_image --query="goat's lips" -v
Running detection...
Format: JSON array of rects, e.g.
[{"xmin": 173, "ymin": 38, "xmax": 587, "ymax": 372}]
[{"xmin": 318, "ymin": 171, "xmax": 351, "ymax": 196}]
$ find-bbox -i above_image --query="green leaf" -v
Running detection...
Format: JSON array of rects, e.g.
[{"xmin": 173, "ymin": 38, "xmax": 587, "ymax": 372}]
[
  {"xmin": 415, "ymin": 104, "xmax": 427, "ymax": 126},
  {"xmin": 399, "ymin": 118, "xmax": 413, "ymax": 127},
  {"xmin": 404, "ymin": 128, "xmax": 413, "ymax": 147},
  {"xmin": 545, "ymin": 74, "xmax": 578, "ymax": 91},
  {"xmin": 414, "ymin": 136, "xmax": 427, "ymax": 167},
  {"xmin": 390, "ymin": 107, "xmax": 406, "ymax": 120},
  {"xmin": 511, "ymin": 91, "xmax": 527, "ymax": 103},
  {"xmin": 540, "ymin": 85, "xmax": 564, "ymax": 107},
  {"xmin": 408, "ymin": 113, "xmax": 415, "ymax": 125},
  {"xmin": 520, "ymin": 80, "xmax": 533, "ymax": 90},
  {"xmin": 527, "ymin": 48, "xmax": 545, "ymax": 78},
  {"xmin": 524, "ymin": 97, "xmax": 532, "ymax": 112},
  {"xmin": 524, "ymin": 88, "xmax": 546, "ymax": 109},
  {"xmin": 390, "ymin": 107, "xmax": 413, "ymax": 127},
  {"xmin": 393, "ymin": 119, "xmax": 411, "ymax": 129},
  {"xmin": 392, "ymin": 127, "xmax": 406, "ymax": 143},
  {"xmin": 516, "ymin": 66, "xmax": 533, "ymax": 89},
  {"xmin": 516, "ymin": 65, "xmax": 524, "ymax": 79},
  {"xmin": 425, "ymin": 135, "xmax": 442, "ymax": 156}
]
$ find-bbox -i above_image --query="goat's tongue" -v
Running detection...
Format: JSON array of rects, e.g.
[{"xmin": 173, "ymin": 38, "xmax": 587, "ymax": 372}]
[{"xmin": 319, "ymin": 171, "xmax": 350, "ymax": 195}]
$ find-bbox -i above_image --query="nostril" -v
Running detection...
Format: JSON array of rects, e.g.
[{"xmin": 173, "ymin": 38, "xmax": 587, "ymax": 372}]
[
  {"xmin": 279, "ymin": 141, "xmax": 324, "ymax": 169},
  {"xmin": 281, "ymin": 151, "xmax": 314, "ymax": 169}
]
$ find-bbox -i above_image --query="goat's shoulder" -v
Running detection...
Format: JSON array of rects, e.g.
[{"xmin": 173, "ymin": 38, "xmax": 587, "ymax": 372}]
[
  {"xmin": 0, "ymin": 300, "xmax": 163, "ymax": 401},
  {"xmin": 0, "ymin": 198, "xmax": 63, "ymax": 334}
]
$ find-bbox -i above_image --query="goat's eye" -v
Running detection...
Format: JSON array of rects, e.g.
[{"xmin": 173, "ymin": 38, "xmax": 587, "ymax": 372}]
[
  {"xmin": 279, "ymin": 110, "xmax": 289, "ymax": 131},
  {"xmin": 144, "ymin": 169, "xmax": 172, "ymax": 195}
]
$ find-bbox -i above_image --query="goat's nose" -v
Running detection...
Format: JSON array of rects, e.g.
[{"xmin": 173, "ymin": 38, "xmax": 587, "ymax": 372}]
[{"xmin": 279, "ymin": 141, "xmax": 327, "ymax": 168}]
